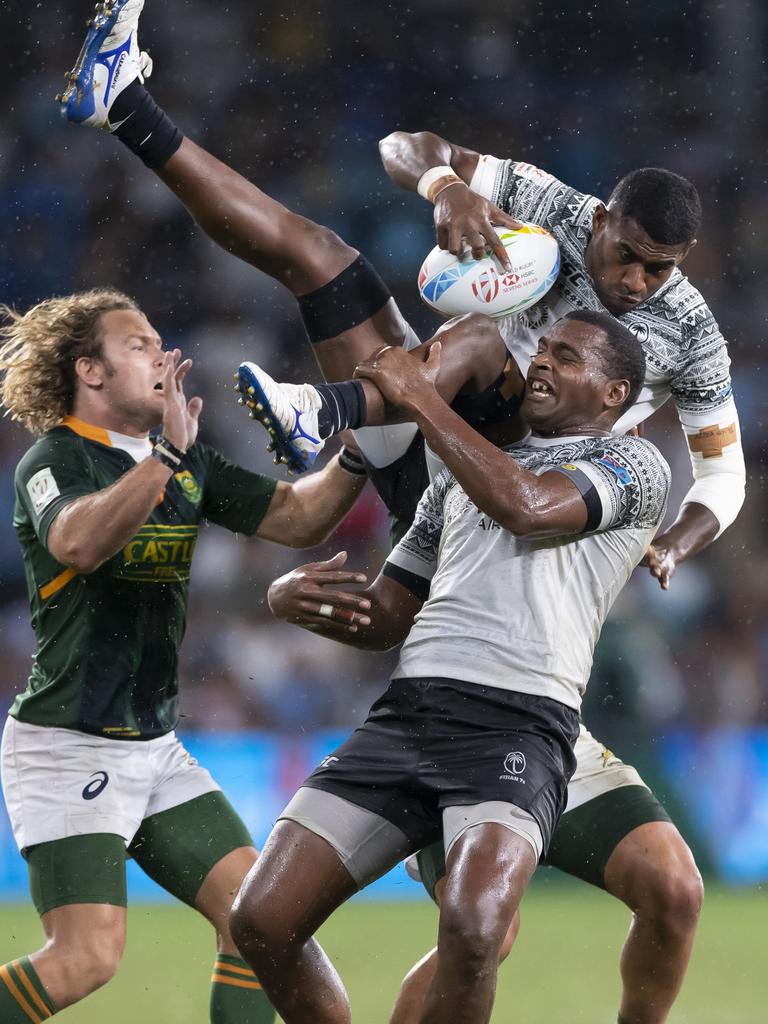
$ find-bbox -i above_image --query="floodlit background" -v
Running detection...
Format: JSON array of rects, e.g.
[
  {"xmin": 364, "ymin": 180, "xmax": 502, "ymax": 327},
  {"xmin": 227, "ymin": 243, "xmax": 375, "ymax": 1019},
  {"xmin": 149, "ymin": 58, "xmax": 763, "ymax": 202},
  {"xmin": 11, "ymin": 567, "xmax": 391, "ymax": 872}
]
[{"xmin": 0, "ymin": 2, "xmax": 766, "ymax": 1020}]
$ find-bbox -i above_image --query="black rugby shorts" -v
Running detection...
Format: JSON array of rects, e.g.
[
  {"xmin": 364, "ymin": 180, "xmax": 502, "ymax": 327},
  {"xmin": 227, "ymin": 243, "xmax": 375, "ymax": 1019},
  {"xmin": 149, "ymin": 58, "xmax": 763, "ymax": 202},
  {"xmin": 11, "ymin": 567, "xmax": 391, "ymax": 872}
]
[{"xmin": 303, "ymin": 676, "xmax": 579, "ymax": 856}]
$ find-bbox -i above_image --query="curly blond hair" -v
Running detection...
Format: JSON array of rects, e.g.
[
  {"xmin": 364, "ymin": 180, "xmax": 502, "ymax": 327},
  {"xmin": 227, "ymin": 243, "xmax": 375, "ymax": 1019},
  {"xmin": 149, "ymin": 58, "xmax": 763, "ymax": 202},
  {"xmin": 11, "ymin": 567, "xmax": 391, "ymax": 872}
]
[{"xmin": 0, "ymin": 289, "xmax": 140, "ymax": 435}]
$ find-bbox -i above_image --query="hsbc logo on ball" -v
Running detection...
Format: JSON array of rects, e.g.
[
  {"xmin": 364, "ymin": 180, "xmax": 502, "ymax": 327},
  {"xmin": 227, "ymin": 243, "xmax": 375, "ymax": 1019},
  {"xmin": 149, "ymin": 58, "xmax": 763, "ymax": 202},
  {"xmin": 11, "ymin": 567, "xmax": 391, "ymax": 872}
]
[{"xmin": 472, "ymin": 268, "xmax": 531, "ymax": 305}]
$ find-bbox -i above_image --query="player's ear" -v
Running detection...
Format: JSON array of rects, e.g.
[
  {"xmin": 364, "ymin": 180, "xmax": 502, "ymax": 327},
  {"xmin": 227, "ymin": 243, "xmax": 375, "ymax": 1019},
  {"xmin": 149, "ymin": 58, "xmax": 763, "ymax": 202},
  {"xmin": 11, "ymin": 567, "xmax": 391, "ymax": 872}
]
[
  {"xmin": 678, "ymin": 237, "xmax": 697, "ymax": 262},
  {"xmin": 605, "ymin": 378, "xmax": 630, "ymax": 410},
  {"xmin": 75, "ymin": 355, "xmax": 105, "ymax": 390},
  {"xmin": 591, "ymin": 204, "xmax": 609, "ymax": 235}
]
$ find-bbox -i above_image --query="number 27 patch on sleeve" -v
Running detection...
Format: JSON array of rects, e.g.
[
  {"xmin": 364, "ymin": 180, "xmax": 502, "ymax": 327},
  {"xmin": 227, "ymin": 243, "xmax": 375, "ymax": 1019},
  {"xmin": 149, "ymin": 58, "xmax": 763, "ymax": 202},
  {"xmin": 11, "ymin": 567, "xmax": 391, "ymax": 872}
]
[{"xmin": 26, "ymin": 467, "xmax": 61, "ymax": 515}]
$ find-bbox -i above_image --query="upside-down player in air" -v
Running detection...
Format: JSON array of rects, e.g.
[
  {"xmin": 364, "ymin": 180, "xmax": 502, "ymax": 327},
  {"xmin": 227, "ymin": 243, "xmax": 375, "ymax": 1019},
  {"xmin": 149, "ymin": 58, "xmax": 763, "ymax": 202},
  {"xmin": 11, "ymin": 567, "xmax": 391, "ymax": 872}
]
[{"xmin": 53, "ymin": 2, "xmax": 743, "ymax": 1022}]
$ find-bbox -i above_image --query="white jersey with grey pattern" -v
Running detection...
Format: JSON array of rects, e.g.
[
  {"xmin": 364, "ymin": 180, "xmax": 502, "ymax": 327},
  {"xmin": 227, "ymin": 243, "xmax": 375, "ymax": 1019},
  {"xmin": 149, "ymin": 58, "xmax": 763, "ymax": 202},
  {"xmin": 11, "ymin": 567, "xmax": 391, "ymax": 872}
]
[
  {"xmin": 386, "ymin": 434, "xmax": 670, "ymax": 712},
  {"xmin": 467, "ymin": 156, "xmax": 745, "ymax": 533}
]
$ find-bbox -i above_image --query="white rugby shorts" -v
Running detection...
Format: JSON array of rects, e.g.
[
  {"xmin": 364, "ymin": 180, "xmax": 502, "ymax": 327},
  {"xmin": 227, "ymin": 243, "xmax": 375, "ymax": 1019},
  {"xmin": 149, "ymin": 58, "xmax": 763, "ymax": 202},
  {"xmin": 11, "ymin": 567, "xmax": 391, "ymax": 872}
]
[
  {"xmin": 1, "ymin": 717, "xmax": 221, "ymax": 854},
  {"xmin": 563, "ymin": 724, "xmax": 646, "ymax": 813}
]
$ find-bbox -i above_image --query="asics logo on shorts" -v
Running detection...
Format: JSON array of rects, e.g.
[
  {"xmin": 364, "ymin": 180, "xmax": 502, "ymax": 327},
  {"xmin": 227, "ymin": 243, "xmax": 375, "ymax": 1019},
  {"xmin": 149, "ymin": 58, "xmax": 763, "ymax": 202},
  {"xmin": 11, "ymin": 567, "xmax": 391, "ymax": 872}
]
[{"xmin": 82, "ymin": 771, "xmax": 110, "ymax": 800}]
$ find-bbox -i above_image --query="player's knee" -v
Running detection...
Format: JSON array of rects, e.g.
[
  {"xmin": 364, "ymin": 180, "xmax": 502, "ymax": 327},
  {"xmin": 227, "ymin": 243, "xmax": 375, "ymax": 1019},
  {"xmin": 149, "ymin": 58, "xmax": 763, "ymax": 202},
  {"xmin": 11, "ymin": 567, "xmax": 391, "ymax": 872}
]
[
  {"xmin": 436, "ymin": 312, "xmax": 507, "ymax": 391},
  {"xmin": 462, "ymin": 311, "xmax": 500, "ymax": 340},
  {"xmin": 229, "ymin": 891, "xmax": 295, "ymax": 966},
  {"xmin": 635, "ymin": 852, "xmax": 704, "ymax": 936},
  {"xmin": 307, "ymin": 222, "xmax": 353, "ymax": 261},
  {"xmin": 229, "ymin": 897, "xmax": 262, "ymax": 961},
  {"xmin": 441, "ymin": 312, "xmax": 500, "ymax": 353},
  {"xmin": 287, "ymin": 220, "xmax": 356, "ymax": 289},
  {"xmin": 497, "ymin": 908, "xmax": 521, "ymax": 963},
  {"xmin": 649, "ymin": 864, "xmax": 704, "ymax": 935},
  {"xmin": 438, "ymin": 899, "xmax": 508, "ymax": 975},
  {"xmin": 49, "ymin": 930, "xmax": 124, "ymax": 1002}
]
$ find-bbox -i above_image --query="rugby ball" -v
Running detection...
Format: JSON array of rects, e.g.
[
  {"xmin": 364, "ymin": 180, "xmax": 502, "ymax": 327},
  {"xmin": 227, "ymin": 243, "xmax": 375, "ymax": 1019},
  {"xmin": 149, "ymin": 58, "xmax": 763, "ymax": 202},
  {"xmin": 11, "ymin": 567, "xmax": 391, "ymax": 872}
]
[{"xmin": 417, "ymin": 224, "xmax": 560, "ymax": 319}]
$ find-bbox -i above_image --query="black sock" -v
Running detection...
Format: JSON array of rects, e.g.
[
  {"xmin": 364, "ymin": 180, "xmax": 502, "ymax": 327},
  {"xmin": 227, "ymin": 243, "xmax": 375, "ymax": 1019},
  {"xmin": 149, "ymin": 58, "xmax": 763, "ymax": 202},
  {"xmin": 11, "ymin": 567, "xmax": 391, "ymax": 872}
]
[
  {"xmin": 315, "ymin": 381, "xmax": 367, "ymax": 438},
  {"xmin": 109, "ymin": 80, "xmax": 183, "ymax": 168}
]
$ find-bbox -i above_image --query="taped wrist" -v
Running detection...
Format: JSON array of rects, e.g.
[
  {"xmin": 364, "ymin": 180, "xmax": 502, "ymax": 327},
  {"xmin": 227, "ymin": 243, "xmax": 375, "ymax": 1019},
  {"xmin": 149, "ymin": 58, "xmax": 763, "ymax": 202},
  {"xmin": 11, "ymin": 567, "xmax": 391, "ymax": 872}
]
[
  {"xmin": 417, "ymin": 165, "xmax": 465, "ymax": 203},
  {"xmin": 152, "ymin": 434, "xmax": 186, "ymax": 470}
]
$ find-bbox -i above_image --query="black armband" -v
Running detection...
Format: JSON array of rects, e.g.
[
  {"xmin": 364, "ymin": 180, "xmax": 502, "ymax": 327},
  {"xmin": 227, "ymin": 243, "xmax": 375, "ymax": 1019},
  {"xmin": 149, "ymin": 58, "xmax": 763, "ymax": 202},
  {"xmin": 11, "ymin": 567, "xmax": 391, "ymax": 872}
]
[
  {"xmin": 338, "ymin": 446, "xmax": 368, "ymax": 477},
  {"xmin": 382, "ymin": 560, "xmax": 431, "ymax": 602},
  {"xmin": 550, "ymin": 464, "xmax": 602, "ymax": 532}
]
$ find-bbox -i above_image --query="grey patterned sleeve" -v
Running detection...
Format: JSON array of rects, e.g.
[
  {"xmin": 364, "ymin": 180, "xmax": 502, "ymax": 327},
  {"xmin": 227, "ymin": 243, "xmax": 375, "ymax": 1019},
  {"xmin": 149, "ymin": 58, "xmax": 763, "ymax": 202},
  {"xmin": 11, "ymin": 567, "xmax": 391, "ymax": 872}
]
[
  {"xmin": 670, "ymin": 293, "xmax": 734, "ymax": 417},
  {"xmin": 382, "ymin": 471, "xmax": 451, "ymax": 598},
  {"xmin": 469, "ymin": 154, "xmax": 590, "ymax": 229},
  {"xmin": 554, "ymin": 438, "xmax": 671, "ymax": 533}
]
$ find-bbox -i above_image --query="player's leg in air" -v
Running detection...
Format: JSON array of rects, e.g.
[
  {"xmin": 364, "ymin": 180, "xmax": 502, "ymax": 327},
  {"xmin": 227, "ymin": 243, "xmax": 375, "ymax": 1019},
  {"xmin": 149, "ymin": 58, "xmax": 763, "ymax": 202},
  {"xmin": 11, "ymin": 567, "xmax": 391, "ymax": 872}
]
[
  {"xmin": 389, "ymin": 731, "xmax": 704, "ymax": 1024},
  {"xmin": 57, "ymin": 0, "xmax": 516, "ymax": 501},
  {"xmin": 0, "ymin": 727, "xmax": 275, "ymax": 1023}
]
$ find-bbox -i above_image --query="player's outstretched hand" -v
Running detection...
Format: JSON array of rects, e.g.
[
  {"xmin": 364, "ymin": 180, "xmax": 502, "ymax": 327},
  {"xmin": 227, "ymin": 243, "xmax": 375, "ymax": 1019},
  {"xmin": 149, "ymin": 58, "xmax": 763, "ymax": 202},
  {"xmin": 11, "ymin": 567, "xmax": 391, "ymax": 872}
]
[
  {"xmin": 641, "ymin": 540, "xmax": 677, "ymax": 591},
  {"xmin": 355, "ymin": 342, "xmax": 442, "ymax": 412},
  {"xmin": 268, "ymin": 552, "xmax": 371, "ymax": 635},
  {"xmin": 161, "ymin": 349, "xmax": 203, "ymax": 452},
  {"xmin": 434, "ymin": 184, "xmax": 524, "ymax": 268}
]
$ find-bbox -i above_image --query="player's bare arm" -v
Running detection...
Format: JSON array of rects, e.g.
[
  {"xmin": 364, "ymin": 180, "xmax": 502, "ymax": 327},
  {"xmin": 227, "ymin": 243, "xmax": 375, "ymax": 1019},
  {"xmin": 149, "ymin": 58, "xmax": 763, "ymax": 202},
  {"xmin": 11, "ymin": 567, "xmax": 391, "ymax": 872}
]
[
  {"xmin": 642, "ymin": 504, "xmax": 719, "ymax": 590},
  {"xmin": 379, "ymin": 131, "xmax": 522, "ymax": 264},
  {"xmin": 255, "ymin": 457, "xmax": 366, "ymax": 548},
  {"xmin": 269, "ymin": 561, "xmax": 422, "ymax": 650},
  {"xmin": 356, "ymin": 343, "xmax": 592, "ymax": 538},
  {"xmin": 47, "ymin": 349, "xmax": 200, "ymax": 572}
]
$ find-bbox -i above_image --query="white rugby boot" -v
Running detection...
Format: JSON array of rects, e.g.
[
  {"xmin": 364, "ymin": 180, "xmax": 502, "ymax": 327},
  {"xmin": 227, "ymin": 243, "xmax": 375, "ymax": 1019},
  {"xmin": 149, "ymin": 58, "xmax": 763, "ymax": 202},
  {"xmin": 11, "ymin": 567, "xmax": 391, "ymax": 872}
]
[
  {"xmin": 236, "ymin": 362, "xmax": 325, "ymax": 475},
  {"xmin": 57, "ymin": 0, "xmax": 152, "ymax": 130}
]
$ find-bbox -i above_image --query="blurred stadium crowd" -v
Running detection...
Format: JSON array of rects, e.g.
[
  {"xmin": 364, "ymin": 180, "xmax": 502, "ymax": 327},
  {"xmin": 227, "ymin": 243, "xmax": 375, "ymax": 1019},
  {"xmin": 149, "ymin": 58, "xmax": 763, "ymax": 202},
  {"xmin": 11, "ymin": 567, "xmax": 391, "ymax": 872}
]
[{"xmin": 0, "ymin": 0, "xmax": 765, "ymax": 747}]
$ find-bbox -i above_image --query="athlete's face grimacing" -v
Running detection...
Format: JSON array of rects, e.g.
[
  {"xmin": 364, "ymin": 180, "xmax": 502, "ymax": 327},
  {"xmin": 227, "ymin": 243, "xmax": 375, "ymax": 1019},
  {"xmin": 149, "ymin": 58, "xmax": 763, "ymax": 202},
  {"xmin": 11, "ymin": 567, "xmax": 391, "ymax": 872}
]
[
  {"xmin": 586, "ymin": 205, "xmax": 693, "ymax": 315},
  {"xmin": 521, "ymin": 319, "xmax": 629, "ymax": 437},
  {"xmin": 82, "ymin": 309, "xmax": 166, "ymax": 431}
]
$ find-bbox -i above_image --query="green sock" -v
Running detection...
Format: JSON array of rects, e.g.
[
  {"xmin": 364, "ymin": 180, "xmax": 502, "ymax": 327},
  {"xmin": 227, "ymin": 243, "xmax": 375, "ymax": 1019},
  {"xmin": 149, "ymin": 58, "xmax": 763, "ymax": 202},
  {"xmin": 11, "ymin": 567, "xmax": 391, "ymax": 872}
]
[
  {"xmin": 211, "ymin": 954, "xmax": 276, "ymax": 1023},
  {"xmin": 0, "ymin": 957, "xmax": 56, "ymax": 1022}
]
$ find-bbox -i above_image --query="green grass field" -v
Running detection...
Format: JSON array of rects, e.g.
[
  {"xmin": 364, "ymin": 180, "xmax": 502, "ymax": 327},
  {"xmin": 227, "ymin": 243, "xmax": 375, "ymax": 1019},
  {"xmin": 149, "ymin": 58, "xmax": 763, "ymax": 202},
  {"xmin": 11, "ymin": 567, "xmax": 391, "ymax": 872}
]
[{"xmin": 1, "ymin": 883, "xmax": 764, "ymax": 1022}]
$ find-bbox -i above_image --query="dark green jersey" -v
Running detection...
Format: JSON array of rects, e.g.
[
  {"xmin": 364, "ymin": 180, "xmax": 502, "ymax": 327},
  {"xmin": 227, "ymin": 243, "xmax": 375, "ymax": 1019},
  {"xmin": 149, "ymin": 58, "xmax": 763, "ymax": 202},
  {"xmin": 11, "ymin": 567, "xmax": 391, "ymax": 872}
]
[{"xmin": 11, "ymin": 417, "xmax": 277, "ymax": 740}]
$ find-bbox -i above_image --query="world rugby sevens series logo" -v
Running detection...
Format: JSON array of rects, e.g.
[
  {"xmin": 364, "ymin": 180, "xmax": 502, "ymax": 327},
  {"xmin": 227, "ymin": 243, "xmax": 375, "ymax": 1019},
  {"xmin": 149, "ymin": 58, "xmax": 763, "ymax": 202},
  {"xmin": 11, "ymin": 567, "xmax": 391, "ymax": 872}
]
[
  {"xmin": 472, "ymin": 269, "xmax": 500, "ymax": 303},
  {"xmin": 503, "ymin": 752, "xmax": 527, "ymax": 775}
]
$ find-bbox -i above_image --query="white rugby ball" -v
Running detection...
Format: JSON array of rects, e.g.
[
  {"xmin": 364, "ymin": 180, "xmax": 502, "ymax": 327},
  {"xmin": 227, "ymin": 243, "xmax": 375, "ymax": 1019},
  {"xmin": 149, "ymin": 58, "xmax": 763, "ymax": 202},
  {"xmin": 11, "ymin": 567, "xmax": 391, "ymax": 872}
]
[{"xmin": 417, "ymin": 224, "xmax": 560, "ymax": 319}]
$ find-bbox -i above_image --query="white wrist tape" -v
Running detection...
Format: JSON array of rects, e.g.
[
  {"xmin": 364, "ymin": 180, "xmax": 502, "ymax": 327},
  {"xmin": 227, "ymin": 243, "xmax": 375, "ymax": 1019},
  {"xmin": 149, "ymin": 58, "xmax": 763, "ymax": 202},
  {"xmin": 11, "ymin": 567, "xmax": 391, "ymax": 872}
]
[
  {"xmin": 468, "ymin": 154, "xmax": 505, "ymax": 200},
  {"xmin": 417, "ymin": 165, "xmax": 456, "ymax": 201}
]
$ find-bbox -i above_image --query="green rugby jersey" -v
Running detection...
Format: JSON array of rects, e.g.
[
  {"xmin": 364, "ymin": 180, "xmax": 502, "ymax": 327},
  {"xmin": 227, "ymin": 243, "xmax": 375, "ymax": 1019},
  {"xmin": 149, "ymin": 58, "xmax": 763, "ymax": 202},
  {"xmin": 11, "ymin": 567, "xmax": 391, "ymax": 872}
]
[{"xmin": 11, "ymin": 416, "xmax": 277, "ymax": 739}]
